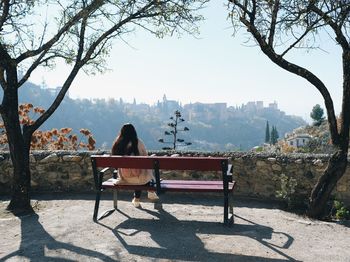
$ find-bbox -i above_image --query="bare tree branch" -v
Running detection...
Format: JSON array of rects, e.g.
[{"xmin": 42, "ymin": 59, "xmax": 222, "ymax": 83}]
[
  {"xmin": 280, "ymin": 22, "xmax": 324, "ymax": 57},
  {"xmin": 15, "ymin": 0, "xmax": 104, "ymax": 63},
  {"xmin": 239, "ymin": 15, "xmax": 340, "ymax": 145},
  {"xmin": 309, "ymin": 2, "xmax": 350, "ymax": 50},
  {"xmin": 80, "ymin": 0, "xmax": 158, "ymax": 66},
  {"xmin": 0, "ymin": 0, "xmax": 10, "ymax": 30},
  {"xmin": 338, "ymin": 4, "xmax": 350, "ymax": 29},
  {"xmin": 268, "ymin": 0, "xmax": 280, "ymax": 47},
  {"xmin": 26, "ymin": 0, "xmax": 173, "ymax": 134},
  {"xmin": 17, "ymin": 50, "xmax": 49, "ymax": 88}
]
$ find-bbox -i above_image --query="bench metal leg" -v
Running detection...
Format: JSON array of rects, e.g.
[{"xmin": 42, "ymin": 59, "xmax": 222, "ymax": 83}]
[
  {"xmin": 96, "ymin": 190, "xmax": 118, "ymax": 221},
  {"xmin": 93, "ymin": 190, "xmax": 102, "ymax": 222},
  {"xmin": 154, "ymin": 200, "xmax": 163, "ymax": 210},
  {"xmin": 228, "ymin": 190, "xmax": 234, "ymax": 226},
  {"xmin": 223, "ymin": 189, "xmax": 234, "ymax": 226},
  {"xmin": 113, "ymin": 189, "xmax": 118, "ymax": 209},
  {"xmin": 224, "ymin": 191, "xmax": 229, "ymax": 226},
  {"xmin": 94, "ymin": 189, "xmax": 118, "ymax": 222}
]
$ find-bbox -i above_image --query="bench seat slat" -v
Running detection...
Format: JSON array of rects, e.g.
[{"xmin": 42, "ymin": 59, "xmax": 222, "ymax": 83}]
[
  {"xmin": 102, "ymin": 179, "xmax": 235, "ymax": 192},
  {"xmin": 102, "ymin": 183, "xmax": 155, "ymax": 191},
  {"xmin": 160, "ymin": 180, "xmax": 228, "ymax": 185},
  {"xmin": 160, "ymin": 181, "xmax": 235, "ymax": 192}
]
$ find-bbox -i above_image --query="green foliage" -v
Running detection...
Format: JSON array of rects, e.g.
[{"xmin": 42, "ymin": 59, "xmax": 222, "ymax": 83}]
[
  {"xmin": 270, "ymin": 125, "xmax": 279, "ymax": 145},
  {"xmin": 310, "ymin": 104, "xmax": 325, "ymax": 126},
  {"xmin": 276, "ymin": 174, "xmax": 298, "ymax": 209},
  {"xmin": 254, "ymin": 146, "xmax": 263, "ymax": 152},
  {"xmin": 333, "ymin": 200, "xmax": 350, "ymax": 220},
  {"xmin": 265, "ymin": 123, "xmax": 279, "ymax": 145},
  {"xmin": 265, "ymin": 121, "xmax": 270, "ymax": 143}
]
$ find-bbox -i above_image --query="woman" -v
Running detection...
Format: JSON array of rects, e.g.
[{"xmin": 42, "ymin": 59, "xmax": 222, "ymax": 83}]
[{"xmin": 111, "ymin": 123, "xmax": 158, "ymax": 207}]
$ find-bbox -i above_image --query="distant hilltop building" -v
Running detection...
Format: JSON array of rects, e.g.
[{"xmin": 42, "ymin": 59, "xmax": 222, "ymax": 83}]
[
  {"xmin": 154, "ymin": 98, "xmax": 281, "ymax": 122},
  {"xmin": 161, "ymin": 94, "xmax": 180, "ymax": 112},
  {"xmin": 114, "ymin": 95, "xmax": 282, "ymax": 124},
  {"xmin": 184, "ymin": 102, "xmax": 227, "ymax": 121},
  {"xmin": 256, "ymin": 101, "xmax": 264, "ymax": 110},
  {"xmin": 241, "ymin": 101, "xmax": 279, "ymax": 112},
  {"xmin": 268, "ymin": 101, "xmax": 278, "ymax": 110},
  {"xmin": 38, "ymin": 77, "xmax": 68, "ymax": 98}
]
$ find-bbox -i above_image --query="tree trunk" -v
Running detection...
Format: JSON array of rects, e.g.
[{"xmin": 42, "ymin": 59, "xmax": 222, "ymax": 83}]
[
  {"xmin": 1, "ymin": 76, "xmax": 33, "ymax": 214},
  {"xmin": 6, "ymin": 138, "xmax": 32, "ymax": 214},
  {"xmin": 307, "ymin": 149, "xmax": 348, "ymax": 218}
]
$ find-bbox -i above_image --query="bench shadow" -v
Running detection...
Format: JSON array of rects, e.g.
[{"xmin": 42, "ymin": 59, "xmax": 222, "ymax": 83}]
[
  {"xmin": 98, "ymin": 208, "xmax": 298, "ymax": 262},
  {"xmin": 0, "ymin": 213, "xmax": 115, "ymax": 262}
]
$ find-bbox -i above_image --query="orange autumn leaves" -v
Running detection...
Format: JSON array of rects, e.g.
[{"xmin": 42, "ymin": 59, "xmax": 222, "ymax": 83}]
[
  {"xmin": 30, "ymin": 127, "xmax": 96, "ymax": 150},
  {"xmin": 0, "ymin": 103, "xmax": 96, "ymax": 150}
]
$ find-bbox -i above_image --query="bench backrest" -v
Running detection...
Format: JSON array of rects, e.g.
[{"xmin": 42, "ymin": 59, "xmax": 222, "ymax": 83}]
[
  {"xmin": 91, "ymin": 155, "xmax": 228, "ymax": 171},
  {"xmin": 91, "ymin": 155, "xmax": 232, "ymax": 195}
]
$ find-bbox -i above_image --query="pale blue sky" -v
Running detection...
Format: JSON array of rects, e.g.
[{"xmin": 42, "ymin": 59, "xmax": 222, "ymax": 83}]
[{"xmin": 30, "ymin": 2, "xmax": 343, "ymax": 121}]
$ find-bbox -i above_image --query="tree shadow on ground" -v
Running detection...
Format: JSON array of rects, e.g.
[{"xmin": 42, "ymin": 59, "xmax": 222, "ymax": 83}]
[
  {"xmin": 0, "ymin": 213, "xmax": 115, "ymax": 262},
  {"xmin": 0, "ymin": 192, "xmax": 290, "ymax": 211},
  {"xmin": 98, "ymin": 208, "xmax": 298, "ymax": 262}
]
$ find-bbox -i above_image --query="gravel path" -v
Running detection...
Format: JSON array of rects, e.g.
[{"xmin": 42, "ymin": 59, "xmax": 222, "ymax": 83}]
[{"xmin": 1, "ymin": 193, "xmax": 349, "ymax": 262}]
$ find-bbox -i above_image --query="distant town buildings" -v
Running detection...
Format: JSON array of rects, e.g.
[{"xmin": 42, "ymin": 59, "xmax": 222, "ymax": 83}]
[
  {"xmin": 119, "ymin": 95, "xmax": 283, "ymax": 123},
  {"xmin": 36, "ymin": 84, "xmax": 284, "ymax": 126},
  {"xmin": 268, "ymin": 101, "xmax": 278, "ymax": 110},
  {"xmin": 242, "ymin": 101, "xmax": 278, "ymax": 112},
  {"xmin": 184, "ymin": 102, "xmax": 228, "ymax": 121}
]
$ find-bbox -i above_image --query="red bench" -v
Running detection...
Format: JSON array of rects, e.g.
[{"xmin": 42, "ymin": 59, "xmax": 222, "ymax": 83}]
[{"xmin": 91, "ymin": 155, "xmax": 236, "ymax": 226}]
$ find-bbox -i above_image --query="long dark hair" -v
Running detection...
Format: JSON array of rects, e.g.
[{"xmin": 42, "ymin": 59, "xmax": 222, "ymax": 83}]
[{"xmin": 112, "ymin": 123, "xmax": 139, "ymax": 156}]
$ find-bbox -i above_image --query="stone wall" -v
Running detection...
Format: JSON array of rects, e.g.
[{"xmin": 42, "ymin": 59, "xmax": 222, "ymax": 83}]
[{"xmin": 0, "ymin": 151, "xmax": 349, "ymax": 204}]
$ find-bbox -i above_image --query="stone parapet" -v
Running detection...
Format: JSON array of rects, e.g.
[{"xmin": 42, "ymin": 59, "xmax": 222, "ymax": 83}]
[{"xmin": 0, "ymin": 151, "xmax": 349, "ymax": 204}]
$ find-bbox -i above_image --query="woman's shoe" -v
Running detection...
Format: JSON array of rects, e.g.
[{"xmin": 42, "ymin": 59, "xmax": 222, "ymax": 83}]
[
  {"xmin": 147, "ymin": 191, "xmax": 159, "ymax": 200},
  {"xmin": 132, "ymin": 197, "xmax": 141, "ymax": 207}
]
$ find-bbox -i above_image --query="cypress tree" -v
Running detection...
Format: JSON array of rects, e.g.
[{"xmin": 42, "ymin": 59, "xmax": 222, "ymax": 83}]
[
  {"xmin": 270, "ymin": 126, "xmax": 274, "ymax": 145},
  {"xmin": 270, "ymin": 125, "xmax": 279, "ymax": 145},
  {"xmin": 265, "ymin": 121, "xmax": 270, "ymax": 143}
]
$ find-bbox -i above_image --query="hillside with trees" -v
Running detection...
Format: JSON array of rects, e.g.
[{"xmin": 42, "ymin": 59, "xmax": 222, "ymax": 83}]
[{"xmin": 3, "ymin": 82, "xmax": 306, "ymax": 151}]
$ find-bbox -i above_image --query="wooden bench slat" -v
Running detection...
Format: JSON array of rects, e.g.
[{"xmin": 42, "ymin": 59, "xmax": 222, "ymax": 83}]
[
  {"xmin": 92, "ymin": 155, "xmax": 226, "ymax": 171},
  {"xmin": 102, "ymin": 183, "xmax": 155, "ymax": 191},
  {"xmin": 102, "ymin": 179, "xmax": 235, "ymax": 193},
  {"xmin": 160, "ymin": 181, "xmax": 235, "ymax": 192},
  {"xmin": 160, "ymin": 180, "xmax": 227, "ymax": 185}
]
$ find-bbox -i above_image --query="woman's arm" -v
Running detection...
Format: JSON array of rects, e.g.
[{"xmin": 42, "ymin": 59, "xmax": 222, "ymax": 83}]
[{"xmin": 138, "ymin": 139, "xmax": 148, "ymax": 156}]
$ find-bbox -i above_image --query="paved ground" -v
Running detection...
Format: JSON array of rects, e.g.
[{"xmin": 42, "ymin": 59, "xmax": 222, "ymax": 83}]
[{"xmin": 0, "ymin": 192, "xmax": 350, "ymax": 262}]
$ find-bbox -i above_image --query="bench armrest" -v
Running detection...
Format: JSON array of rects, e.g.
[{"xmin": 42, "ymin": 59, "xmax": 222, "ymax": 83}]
[{"xmin": 93, "ymin": 167, "xmax": 113, "ymax": 190}]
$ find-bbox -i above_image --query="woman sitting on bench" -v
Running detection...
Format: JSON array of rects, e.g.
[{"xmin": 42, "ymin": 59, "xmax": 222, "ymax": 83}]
[{"xmin": 111, "ymin": 123, "xmax": 159, "ymax": 207}]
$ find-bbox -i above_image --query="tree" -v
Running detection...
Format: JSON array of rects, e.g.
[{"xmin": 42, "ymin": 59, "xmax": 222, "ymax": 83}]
[
  {"xmin": 265, "ymin": 120, "xmax": 270, "ymax": 143},
  {"xmin": 228, "ymin": 1, "xmax": 350, "ymax": 218},
  {"xmin": 310, "ymin": 104, "xmax": 325, "ymax": 126},
  {"xmin": 0, "ymin": 0, "xmax": 208, "ymax": 213},
  {"xmin": 158, "ymin": 110, "xmax": 192, "ymax": 150},
  {"xmin": 270, "ymin": 125, "xmax": 279, "ymax": 145}
]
